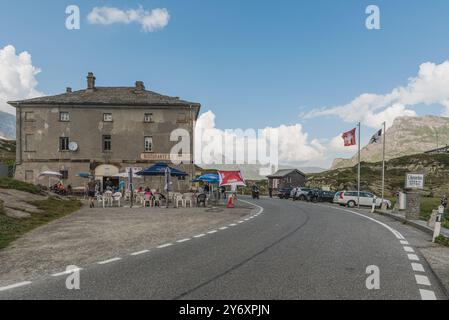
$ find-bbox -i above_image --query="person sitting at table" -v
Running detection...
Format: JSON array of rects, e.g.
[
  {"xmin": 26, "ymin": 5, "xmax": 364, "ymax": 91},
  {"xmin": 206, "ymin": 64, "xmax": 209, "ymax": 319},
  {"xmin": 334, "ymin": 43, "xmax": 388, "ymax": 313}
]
[{"xmin": 137, "ymin": 186, "xmax": 143, "ymax": 193}]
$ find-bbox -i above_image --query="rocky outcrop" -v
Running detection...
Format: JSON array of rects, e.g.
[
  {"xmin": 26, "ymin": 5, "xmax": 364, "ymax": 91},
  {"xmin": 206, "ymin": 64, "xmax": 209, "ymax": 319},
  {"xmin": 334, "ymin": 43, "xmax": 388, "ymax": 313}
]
[{"xmin": 331, "ymin": 116, "xmax": 449, "ymax": 170}]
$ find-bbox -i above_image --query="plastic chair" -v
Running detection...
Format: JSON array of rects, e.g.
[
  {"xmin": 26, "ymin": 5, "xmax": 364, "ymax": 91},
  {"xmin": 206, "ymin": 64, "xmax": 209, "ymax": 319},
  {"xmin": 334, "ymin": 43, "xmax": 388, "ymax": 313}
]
[
  {"xmin": 197, "ymin": 194, "xmax": 207, "ymax": 207},
  {"xmin": 143, "ymin": 193, "xmax": 153, "ymax": 207},
  {"xmin": 112, "ymin": 192, "xmax": 122, "ymax": 207},
  {"xmin": 183, "ymin": 193, "xmax": 194, "ymax": 208}
]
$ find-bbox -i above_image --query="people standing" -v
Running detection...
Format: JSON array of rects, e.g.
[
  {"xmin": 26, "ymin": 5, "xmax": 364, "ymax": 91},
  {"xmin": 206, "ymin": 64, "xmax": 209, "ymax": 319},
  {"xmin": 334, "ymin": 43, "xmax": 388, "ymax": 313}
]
[{"xmin": 87, "ymin": 178, "xmax": 97, "ymax": 208}]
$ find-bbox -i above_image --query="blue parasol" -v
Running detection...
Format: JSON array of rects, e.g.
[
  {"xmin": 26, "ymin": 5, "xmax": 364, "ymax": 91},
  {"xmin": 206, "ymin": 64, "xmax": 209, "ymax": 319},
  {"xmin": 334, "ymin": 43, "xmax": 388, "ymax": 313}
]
[
  {"xmin": 136, "ymin": 163, "xmax": 188, "ymax": 177},
  {"xmin": 192, "ymin": 173, "xmax": 220, "ymax": 184}
]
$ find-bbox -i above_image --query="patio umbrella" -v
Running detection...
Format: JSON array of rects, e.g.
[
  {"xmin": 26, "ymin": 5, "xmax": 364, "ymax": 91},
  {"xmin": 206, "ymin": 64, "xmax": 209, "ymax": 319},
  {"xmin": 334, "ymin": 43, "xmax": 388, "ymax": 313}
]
[
  {"xmin": 192, "ymin": 173, "xmax": 220, "ymax": 184},
  {"xmin": 136, "ymin": 163, "xmax": 188, "ymax": 177},
  {"xmin": 114, "ymin": 172, "xmax": 142, "ymax": 178},
  {"xmin": 38, "ymin": 171, "xmax": 63, "ymax": 188},
  {"xmin": 76, "ymin": 172, "xmax": 93, "ymax": 179}
]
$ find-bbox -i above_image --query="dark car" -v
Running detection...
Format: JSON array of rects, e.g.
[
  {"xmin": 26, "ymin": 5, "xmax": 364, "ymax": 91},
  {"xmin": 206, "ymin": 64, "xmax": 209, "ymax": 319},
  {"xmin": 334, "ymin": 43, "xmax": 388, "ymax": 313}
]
[
  {"xmin": 278, "ymin": 187, "xmax": 293, "ymax": 199},
  {"xmin": 317, "ymin": 191, "xmax": 336, "ymax": 203}
]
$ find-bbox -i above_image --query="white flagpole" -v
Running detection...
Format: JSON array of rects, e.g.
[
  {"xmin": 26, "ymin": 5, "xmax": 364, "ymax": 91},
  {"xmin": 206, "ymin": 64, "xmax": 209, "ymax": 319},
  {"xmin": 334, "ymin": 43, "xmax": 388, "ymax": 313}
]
[
  {"xmin": 358, "ymin": 122, "xmax": 361, "ymax": 209},
  {"xmin": 381, "ymin": 121, "xmax": 386, "ymax": 206}
]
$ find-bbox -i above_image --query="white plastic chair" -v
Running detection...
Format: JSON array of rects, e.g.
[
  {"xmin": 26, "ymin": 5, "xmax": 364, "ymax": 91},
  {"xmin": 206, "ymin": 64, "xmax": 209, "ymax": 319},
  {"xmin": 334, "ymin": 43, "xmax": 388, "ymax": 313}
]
[
  {"xmin": 103, "ymin": 191, "xmax": 113, "ymax": 208},
  {"xmin": 143, "ymin": 193, "xmax": 153, "ymax": 207},
  {"xmin": 112, "ymin": 192, "xmax": 122, "ymax": 207},
  {"xmin": 183, "ymin": 193, "xmax": 194, "ymax": 208},
  {"xmin": 175, "ymin": 193, "xmax": 184, "ymax": 208}
]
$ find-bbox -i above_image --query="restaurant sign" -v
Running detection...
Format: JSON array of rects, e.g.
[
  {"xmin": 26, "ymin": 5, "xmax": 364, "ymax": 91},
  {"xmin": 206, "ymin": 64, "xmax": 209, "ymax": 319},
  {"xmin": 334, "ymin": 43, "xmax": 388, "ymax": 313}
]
[{"xmin": 140, "ymin": 153, "xmax": 191, "ymax": 162}]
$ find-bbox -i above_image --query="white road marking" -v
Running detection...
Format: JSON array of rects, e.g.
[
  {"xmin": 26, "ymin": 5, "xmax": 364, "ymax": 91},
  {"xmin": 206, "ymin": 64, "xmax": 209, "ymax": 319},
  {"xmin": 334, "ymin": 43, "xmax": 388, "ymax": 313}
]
[
  {"xmin": 177, "ymin": 239, "xmax": 191, "ymax": 243},
  {"xmin": 0, "ymin": 281, "xmax": 32, "ymax": 292},
  {"xmin": 219, "ymin": 227, "xmax": 228, "ymax": 230},
  {"xmin": 194, "ymin": 234, "xmax": 206, "ymax": 238},
  {"xmin": 97, "ymin": 257, "xmax": 122, "ymax": 265},
  {"xmin": 403, "ymin": 246, "xmax": 415, "ymax": 253},
  {"xmin": 207, "ymin": 230, "xmax": 218, "ymax": 234},
  {"xmin": 400, "ymin": 240, "xmax": 409, "ymax": 245},
  {"xmin": 419, "ymin": 289, "xmax": 437, "ymax": 300},
  {"xmin": 324, "ymin": 205, "xmax": 405, "ymax": 240},
  {"xmin": 238, "ymin": 221, "xmax": 244, "ymax": 224},
  {"xmin": 411, "ymin": 263, "xmax": 425, "ymax": 272},
  {"xmin": 407, "ymin": 254, "xmax": 420, "ymax": 261},
  {"xmin": 131, "ymin": 250, "xmax": 150, "ymax": 256},
  {"xmin": 415, "ymin": 275, "xmax": 431, "ymax": 286},
  {"xmin": 157, "ymin": 243, "xmax": 173, "ymax": 249},
  {"xmin": 244, "ymin": 218, "xmax": 250, "ymax": 221},
  {"xmin": 238, "ymin": 199, "xmax": 265, "ymax": 216},
  {"xmin": 229, "ymin": 224, "xmax": 237, "ymax": 227},
  {"xmin": 51, "ymin": 268, "xmax": 83, "ymax": 277}
]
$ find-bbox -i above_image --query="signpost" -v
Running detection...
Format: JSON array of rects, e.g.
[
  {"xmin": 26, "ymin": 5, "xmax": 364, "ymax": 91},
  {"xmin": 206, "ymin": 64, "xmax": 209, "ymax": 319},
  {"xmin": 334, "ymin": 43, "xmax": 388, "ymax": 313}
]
[
  {"xmin": 433, "ymin": 206, "xmax": 444, "ymax": 242},
  {"xmin": 404, "ymin": 173, "xmax": 425, "ymax": 220}
]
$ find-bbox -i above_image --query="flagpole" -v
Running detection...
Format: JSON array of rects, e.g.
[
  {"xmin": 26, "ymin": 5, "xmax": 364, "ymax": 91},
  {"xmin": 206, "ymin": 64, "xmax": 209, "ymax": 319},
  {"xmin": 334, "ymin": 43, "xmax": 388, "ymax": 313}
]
[
  {"xmin": 358, "ymin": 122, "xmax": 361, "ymax": 209},
  {"xmin": 381, "ymin": 121, "xmax": 386, "ymax": 206}
]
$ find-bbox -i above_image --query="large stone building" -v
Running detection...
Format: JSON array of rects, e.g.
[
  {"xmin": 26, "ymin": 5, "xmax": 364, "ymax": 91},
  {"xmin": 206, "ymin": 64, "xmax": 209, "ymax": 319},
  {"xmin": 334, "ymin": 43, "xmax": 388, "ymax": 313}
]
[{"xmin": 8, "ymin": 73, "xmax": 201, "ymax": 191}]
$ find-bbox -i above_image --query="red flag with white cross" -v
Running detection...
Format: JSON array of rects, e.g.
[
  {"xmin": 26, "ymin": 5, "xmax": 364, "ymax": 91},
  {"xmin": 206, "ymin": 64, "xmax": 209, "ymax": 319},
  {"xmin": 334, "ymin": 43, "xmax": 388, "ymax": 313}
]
[{"xmin": 342, "ymin": 128, "xmax": 357, "ymax": 147}]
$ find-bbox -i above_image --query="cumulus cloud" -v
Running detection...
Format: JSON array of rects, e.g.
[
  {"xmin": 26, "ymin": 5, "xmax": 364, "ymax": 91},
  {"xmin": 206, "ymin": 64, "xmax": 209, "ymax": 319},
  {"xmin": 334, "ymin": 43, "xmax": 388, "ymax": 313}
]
[
  {"xmin": 87, "ymin": 6, "xmax": 170, "ymax": 32},
  {"xmin": 304, "ymin": 61, "xmax": 449, "ymax": 128},
  {"xmin": 194, "ymin": 111, "xmax": 325, "ymax": 167},
  {"xmin": 0, "ymin": 45, "xmax": 43, "ymax": 114}
]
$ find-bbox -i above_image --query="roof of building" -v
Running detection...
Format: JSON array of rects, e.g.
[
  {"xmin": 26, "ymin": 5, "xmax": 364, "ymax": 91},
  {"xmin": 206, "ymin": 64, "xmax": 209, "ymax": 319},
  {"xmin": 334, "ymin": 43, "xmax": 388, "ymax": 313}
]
[
  {"xmin": 8, "ymin": 87, "xmax": 200, "ymax": 107},
  {"xmin": 267, "ymin": 169, "xmax": 305, "ymax": 178},
  {"xmin": 7, "ymin": 73, "xmax": 201, "ymax": 109}
]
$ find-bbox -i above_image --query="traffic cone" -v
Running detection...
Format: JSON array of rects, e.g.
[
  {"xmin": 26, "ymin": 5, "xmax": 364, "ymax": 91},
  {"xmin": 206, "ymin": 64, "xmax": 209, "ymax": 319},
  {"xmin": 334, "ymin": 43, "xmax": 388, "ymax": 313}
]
[{"xmin": 227, "ymin": 194, "xmax": 235, "ymax": 209}]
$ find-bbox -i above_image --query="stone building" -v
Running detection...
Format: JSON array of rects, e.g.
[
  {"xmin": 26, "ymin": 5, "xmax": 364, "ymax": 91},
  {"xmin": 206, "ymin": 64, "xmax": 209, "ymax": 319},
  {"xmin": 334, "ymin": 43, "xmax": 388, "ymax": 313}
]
[
  {"xmin": 267, "ymin": 169, "xmax": 306, "ymax": 191},
  {"xmin": 8, "ymin": 73, "xmax": 201, "ymax": 191}
]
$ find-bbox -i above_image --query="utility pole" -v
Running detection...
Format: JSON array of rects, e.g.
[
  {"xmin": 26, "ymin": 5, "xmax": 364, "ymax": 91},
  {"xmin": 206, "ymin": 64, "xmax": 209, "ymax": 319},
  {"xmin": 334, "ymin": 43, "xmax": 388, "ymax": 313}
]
[
  {"xmin": 381, "ymin": 121, "xmax": 386, "ymax": 205},
  {"xmin": 357, "ymin": 122, "xmax": 361, "ymax": 209}
]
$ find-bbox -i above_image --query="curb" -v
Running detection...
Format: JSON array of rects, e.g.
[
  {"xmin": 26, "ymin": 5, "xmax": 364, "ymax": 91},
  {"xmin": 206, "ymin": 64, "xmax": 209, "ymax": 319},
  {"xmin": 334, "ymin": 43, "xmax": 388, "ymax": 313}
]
[{"xmin": 374, "ymin": 210, "xmax": 449, "ymax": 240}]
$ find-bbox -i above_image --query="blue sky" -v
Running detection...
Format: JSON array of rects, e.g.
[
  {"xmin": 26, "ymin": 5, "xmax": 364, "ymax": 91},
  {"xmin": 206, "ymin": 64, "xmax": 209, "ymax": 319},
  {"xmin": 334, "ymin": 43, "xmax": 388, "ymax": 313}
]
[{"xmin": 1, "ymin": 0, "xmax": 449, "ymax": 167}]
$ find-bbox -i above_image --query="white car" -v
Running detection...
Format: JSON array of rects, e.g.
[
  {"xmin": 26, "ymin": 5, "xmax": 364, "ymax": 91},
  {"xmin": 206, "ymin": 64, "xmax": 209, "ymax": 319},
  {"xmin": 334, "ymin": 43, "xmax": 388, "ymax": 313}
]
[
  {"xmin": 334, "ymin": 191, "xmax": 391, "ymax": 209},
  {"xmin": 291, "ymin": 187, "xmax": 312, "ymax": 201}
]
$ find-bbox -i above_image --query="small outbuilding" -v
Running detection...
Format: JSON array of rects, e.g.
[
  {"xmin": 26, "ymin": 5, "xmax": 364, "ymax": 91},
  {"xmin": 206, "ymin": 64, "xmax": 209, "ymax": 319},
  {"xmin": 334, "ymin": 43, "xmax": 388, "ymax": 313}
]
[{"xmin": 267, "ymin": 169, "xmax": 306, "ymax": 191}]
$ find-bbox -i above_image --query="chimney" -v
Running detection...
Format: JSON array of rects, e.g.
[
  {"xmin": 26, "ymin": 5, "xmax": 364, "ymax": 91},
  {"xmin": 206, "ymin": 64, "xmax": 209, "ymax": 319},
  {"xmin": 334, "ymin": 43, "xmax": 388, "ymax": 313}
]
[
  {"xmin": 87, "ymin": 72, "xmax": 96, "ymax": 91},
  {"xmin": 135, "ymin": 81, "xmax": 145, "ymax": 92},
  {"xmin": 66, "ymin": 87, "xmax": 72, "ymax": 93}
]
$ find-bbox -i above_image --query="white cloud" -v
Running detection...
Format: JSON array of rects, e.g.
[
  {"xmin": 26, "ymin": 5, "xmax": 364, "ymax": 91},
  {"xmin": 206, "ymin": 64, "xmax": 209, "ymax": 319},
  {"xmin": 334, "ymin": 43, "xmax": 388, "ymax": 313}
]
[
  {"xmin": 194, "ymin": 111, "xmax": 325, "ymax": 167},
  {"xmin": 0, "ymin": 45, "xmax": 43, "ymax": 114},
  {"xmin": 87, "ymin": 6, "xmax": 170, "ymax": 32},
  {"xmin": 304, "ymin": 61, "xmax": 449, "ymax": 128}
]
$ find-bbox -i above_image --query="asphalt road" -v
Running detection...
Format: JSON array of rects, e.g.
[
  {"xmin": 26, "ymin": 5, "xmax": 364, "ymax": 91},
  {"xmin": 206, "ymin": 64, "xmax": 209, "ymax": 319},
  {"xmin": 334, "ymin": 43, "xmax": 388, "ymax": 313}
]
[{"xmin": 0, "ymin": 197, "xmax": 446, "ymax": 300}]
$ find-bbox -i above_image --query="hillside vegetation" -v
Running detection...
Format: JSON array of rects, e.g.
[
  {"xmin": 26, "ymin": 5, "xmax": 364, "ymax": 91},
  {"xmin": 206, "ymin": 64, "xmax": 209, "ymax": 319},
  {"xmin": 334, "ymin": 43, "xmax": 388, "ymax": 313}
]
[
  {"xmin": 0, "ymin": 138, "xmax": 15, "ymax": 163},
  {"xmin": 308, "ymin": 153, "xmax": 449, "ymax": 198}
]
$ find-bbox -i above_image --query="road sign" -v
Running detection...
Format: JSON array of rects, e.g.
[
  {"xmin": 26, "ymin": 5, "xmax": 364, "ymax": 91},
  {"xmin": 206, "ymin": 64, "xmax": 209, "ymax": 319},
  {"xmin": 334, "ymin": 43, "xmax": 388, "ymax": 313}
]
[{"xmin": 405, "ymin": 174, "xmax": 424, "ymax": 189}]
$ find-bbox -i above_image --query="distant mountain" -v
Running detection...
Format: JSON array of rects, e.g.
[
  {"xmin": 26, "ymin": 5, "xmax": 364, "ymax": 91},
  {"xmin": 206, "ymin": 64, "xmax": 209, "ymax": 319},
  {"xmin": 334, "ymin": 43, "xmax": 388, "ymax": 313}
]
[
  {"xmin": 331, "ymin": 116, "xmax": 449, "ymax": 170},
  {"xmin": 0, "ymin": 111, "xmax": 15, "ymax": 139}
]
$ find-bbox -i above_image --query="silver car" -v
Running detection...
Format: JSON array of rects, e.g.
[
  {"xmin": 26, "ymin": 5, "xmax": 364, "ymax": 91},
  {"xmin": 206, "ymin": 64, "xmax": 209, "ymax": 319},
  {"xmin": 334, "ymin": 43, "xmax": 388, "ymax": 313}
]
[{"xmin": 334, "ymin": 191, "xmax": 391, "ymax": 208}]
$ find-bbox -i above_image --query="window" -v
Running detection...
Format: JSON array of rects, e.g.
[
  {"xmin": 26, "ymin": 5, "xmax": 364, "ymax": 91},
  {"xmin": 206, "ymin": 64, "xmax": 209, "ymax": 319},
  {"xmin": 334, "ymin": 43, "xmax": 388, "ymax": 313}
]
[
  {"xmin": 25, "ymin": 111, "xmax": 35, "ymax": 122},
  {"xmin": 103, "ymin": 135, "xmax": 112, "ymax": 152},
  {"xmin": 60, "ymin": 170, "xmax": 69, "ymax": 180},
  {"xmin": 25, "ymin": 170, "xmax": 34, "ymax": 182},
  {"xmin": 144, "ymin": 136, "xmax": 153, "ymax": 152},
  {"xmin": 59, "ymin": 137, "xmax": 70, "ymax": 151},
  {"xmin": 25, "ymin": 134, "xmax": 35, "ymax": 152},
  {"xmin": 103, "ymin": 113, "xmax": 113, "ymax": 122},
  {"xmin": 60, "ymin": 112, "xmax": 70, "ymax": 122},
  {"xmin": 144, "ymin": 113, "xmax": 153, "ymax": 123}
]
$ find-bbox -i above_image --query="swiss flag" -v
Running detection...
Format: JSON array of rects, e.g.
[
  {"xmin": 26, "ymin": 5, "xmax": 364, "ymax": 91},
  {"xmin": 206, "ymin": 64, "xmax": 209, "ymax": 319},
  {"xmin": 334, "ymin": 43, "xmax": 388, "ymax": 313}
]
[{"xmin": 342, "ymin": 128, "xmax": 357, "ymax": 147}]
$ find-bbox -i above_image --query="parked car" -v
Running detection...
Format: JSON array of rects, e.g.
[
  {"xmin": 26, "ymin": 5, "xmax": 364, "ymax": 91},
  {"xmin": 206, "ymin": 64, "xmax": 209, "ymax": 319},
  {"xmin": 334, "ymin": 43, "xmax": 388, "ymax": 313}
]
[
  {"xmin": 292, "ymin": 187, "xmax": 313, "ymax": 201},
  {"xmin": 315, "ymin": 190, "xmax": 337, "ymax": 203},
  {"xmin": 334, "ymin": 191, "xmax": 391, "ymax": 208},
  {"xmin": 277, "ymin": 187, "xmax": 293, "ymax": 199}
]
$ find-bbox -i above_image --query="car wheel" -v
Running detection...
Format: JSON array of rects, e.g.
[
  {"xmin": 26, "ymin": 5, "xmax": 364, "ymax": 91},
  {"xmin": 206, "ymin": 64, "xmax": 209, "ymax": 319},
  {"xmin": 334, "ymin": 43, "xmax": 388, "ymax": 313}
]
[{"xmin": 347, "ymin": 200, "xmax": 356, "ymax": 208}]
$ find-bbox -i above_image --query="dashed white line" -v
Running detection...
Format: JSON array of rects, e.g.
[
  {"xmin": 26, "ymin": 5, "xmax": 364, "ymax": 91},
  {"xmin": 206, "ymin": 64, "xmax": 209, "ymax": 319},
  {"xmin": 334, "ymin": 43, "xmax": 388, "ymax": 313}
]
[
  {"xmin": 238, "ymin": 221, "xmax": 244, "ymax": 224},
  {"xmin": 157, "ymin": 243, "xmax": 173, "ymax": 249},
  {"xmin": 219, "ymin": 227, "xmax": 228, "ymax": 230},
  {"xmin": 0, "ymin": 281, "xmax": 32, "ymax": 292},
  {"xmin": 51, "ymin": 268, "xmax": 83, "ymax": 277},
  {"xmin": 400, "ymin": 240, "xmax": 409, "ymax": 245},
  {"xmin": 177, "ymin": 239, "xmax": 191, "ymax": 243},
  {"xmin": 407, "ymin": 254, "xmax": 420, "ymax": 261},
  {"xmin": 403, "ymin": 246, "xmax": 415, "ymax": 253},
  {"xmin": 207, "ymin": 230, "xmax": 218, "ymax": 234},
  {"xmin": 97, "ymin": 257, "xmax": 122, "ymax": 265},
  {"xmin": 194, "ymin": 234, "xmax": 206, "ymax": 238},
  {"xmin": 415, "ymin": 275, "xmax": 431, "ymax": 286},
  {"xmin": 411, "ymin": 263, "xmax": 425, "ymax": 272},
  {"xmin": 229, "ymin": 224, "xmax": 237, "ymax": 227},
  {"xmin": 131, "ymin": 250, "xmax": 150, "ymax": 256},
  {"xmin": 419, "ymin": 289, "xmax": 437, "ymax": 300}
]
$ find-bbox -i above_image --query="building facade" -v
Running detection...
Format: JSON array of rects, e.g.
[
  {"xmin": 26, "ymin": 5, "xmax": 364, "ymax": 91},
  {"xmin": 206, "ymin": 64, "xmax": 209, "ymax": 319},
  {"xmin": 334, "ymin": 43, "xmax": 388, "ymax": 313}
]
[
  {"xmin": 267, "ymin": 169, "xmax": 306, "ymax": 190},
  {"xmin": 8, "ymin": 73, "xmax": 201, "ymax": 191}
]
